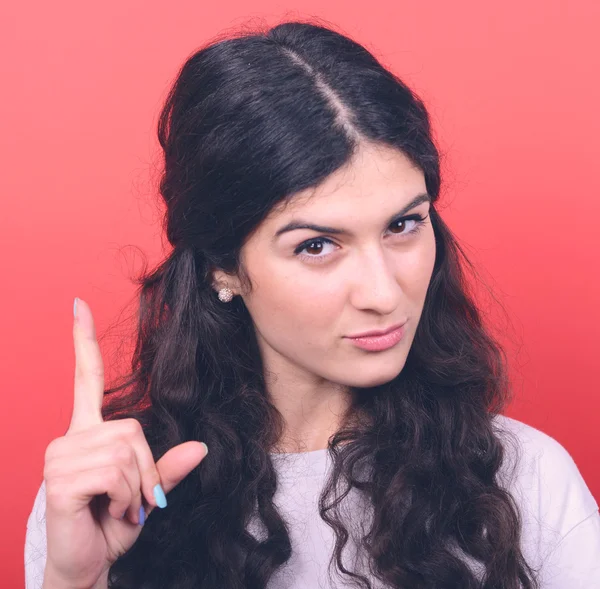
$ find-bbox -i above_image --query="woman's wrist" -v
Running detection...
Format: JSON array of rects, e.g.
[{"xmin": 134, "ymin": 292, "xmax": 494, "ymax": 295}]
[{"xmin": 42, "ymin": 565, "xmax": 109, "ymax": 589}]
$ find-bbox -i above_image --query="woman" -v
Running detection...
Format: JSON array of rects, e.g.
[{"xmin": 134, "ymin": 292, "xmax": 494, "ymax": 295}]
[{"xmin": 25, "ymin": 20, "xmax": 599, "ymax": 589}]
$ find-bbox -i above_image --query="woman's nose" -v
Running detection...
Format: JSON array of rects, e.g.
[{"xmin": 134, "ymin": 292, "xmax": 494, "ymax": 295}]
[{"xmin": 348, "ymin": 248, "xmax": 401, "ymax": 314}]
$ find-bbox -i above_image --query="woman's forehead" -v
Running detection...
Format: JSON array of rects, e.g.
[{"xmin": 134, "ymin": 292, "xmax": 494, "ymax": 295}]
[{"xmin": 265, "ymin": 148, "xmax": 426, "ymax": 223}]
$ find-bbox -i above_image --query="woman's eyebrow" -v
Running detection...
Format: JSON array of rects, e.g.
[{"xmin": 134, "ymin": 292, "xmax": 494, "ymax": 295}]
[{"xmin": 273, "ymin": 192, "xmax": 431, "ymax": 239}]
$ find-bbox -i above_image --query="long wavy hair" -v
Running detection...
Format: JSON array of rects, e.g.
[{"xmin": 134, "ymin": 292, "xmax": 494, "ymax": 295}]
[{"xmin": 101, "ymin": 19, "xmax": 540, "ymax": 589}]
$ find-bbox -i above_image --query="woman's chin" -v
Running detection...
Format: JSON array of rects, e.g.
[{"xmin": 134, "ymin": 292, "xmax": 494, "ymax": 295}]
[{"xmin": 338, "ymin": 358, "xmax": 406, "ymax": 389}]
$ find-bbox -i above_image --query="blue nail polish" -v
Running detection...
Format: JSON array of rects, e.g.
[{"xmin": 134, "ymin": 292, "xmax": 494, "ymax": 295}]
[
  {"xmin": 153, "ymin": 483, "xmax": 167, "ymax": 508},
  {"xmin": 138, "ymin": 505, "xmax": 145, "ymax": 525}
]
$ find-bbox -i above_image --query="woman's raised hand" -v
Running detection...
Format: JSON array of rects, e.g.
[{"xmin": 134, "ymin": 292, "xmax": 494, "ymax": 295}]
[{"xmin": 42, "ymin": 298, "xmax": 208, "ymax": 589}]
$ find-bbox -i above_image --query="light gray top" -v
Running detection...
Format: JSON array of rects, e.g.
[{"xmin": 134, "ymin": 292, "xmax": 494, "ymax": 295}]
[{"xmin": 25, "ymin": 415, "xmax": 600, "ymax": 588}]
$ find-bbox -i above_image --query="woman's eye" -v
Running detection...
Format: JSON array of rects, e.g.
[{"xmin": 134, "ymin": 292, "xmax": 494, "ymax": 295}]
[
  {"xmin": 294, "ymin": 238, "xmax": 337, "ymax": 260},
  {"xmin": 389, "ymin": 219, "xmax": 409, "ymax": 233},
  {"xmin": 386, "ymin": 214, "xmax": 428, "ymax": 238}
]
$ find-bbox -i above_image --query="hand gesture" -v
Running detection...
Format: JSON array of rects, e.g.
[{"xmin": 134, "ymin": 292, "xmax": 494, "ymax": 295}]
[{"xmin": 42, "ymin": 298, "xmax": 208, "ymax": 589}]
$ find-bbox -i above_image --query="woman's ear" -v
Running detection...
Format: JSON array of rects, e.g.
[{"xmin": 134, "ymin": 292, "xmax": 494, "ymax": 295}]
[{"xmin": 211, "ymin": 268, "xmax": 242, "ymax": 296}]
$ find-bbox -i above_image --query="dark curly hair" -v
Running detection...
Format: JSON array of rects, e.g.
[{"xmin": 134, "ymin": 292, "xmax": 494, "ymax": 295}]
[{"xmin": 100, "ymin": 19, "xmax": 540, "ymax": 589}]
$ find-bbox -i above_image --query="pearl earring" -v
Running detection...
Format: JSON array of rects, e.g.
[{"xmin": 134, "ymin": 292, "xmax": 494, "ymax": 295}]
[{"xmin": 217, "ymin": 287, "xmax": 234, "ymax": 303}]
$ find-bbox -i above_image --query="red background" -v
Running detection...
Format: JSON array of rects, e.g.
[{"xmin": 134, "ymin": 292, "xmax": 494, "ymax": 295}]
[{"xmin": 2, "ymin": 1, "xmax": 598, "ymax": 585}]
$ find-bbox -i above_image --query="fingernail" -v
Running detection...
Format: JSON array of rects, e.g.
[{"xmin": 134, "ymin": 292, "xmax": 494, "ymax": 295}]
[
  {"xmin": 138, "ymin": 505, "xmax": 145, "ymax": 526},
  {"xmin": 73, "ymin": 297, "xmax": 78, "ymax": 318},
  {"xmin": 153, "ymin": 483, "xmax": 167, "ymax": 508}
]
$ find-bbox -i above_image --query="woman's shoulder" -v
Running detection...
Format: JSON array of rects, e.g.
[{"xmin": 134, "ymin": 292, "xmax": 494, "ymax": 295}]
[
  {"xmin": 491, "ymin": 412, "xmax": 583, "ymax": 465},
  {"xmin": 490, "ymin": 413, "xmax": 599, "ymax": 557},
  {"xmin": 491, "ymin": 413, "xmax": 596, "ymax": 496},
  {"xmin": 490, "ymin": 413, "xmax": 597, "ymax": 507}
]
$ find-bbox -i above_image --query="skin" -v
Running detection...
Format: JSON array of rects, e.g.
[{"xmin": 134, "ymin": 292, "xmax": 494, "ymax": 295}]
[{"xmin": 213, "ymin": 141, "xmax": 437, "ymax": 453}]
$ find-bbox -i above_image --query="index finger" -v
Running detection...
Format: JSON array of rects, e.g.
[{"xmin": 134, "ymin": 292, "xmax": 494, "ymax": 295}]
[{"xmin": 68, "ymin": 297, "xmax": 105, "ymax": 434}]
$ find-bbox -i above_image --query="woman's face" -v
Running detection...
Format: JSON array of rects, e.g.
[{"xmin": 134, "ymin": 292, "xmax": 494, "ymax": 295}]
[{"xmin": 216, "ymin": 142, "xmax": 437, "ymax": 389}]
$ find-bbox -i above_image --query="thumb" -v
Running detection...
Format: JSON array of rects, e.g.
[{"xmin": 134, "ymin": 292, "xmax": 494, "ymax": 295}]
[{"xmin": 145, "ymin": 441, "xmax": 208, "ymax": 518}]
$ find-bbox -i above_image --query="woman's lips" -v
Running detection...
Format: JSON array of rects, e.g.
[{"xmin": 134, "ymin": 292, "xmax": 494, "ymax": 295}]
[{"xmin": 345, "ymin": 324, "xmax": 406, "ymax": 352}]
